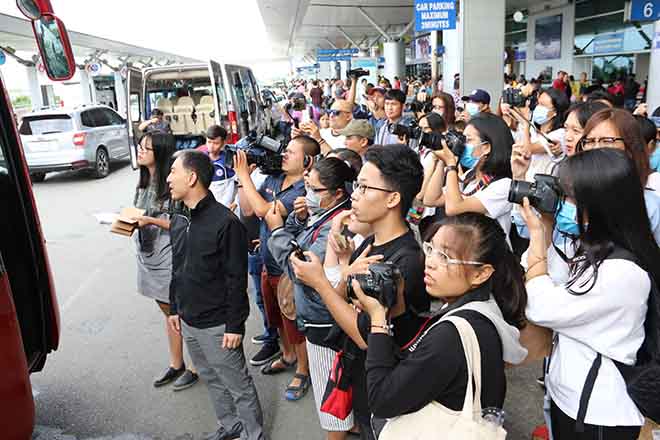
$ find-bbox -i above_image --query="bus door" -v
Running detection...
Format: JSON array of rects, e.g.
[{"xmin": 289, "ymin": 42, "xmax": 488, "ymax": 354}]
[{"xmin": 126, "ymin": 67, "xmax": 143, "ymax": 169}]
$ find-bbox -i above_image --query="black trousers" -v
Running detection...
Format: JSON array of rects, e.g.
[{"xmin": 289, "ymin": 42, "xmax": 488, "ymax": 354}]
[{"xmin": 550, "ymin": 401, "xmax": 641, "ymax": 440}]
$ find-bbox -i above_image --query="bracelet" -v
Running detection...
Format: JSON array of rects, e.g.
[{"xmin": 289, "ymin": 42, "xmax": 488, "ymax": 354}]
[
  {"xmin": 526, "ymin": 257, "xmax": 547, "ymax": 273},
  {"xmin": 444, "ymin": 165, "xmax": 458, "ymax": 175},
  {"xmin": 371, "ymin": 323, "xmax": 393, "ymax": 333}
]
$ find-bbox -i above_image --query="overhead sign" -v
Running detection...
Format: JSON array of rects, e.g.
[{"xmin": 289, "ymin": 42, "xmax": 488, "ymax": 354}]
[
  {"xmin": 85, "ymin": 62, "xmax": 102, "ymax": 76},
  {"xmin": 414, "ymin": 0, "xmax": 457, "ymax": 32},
  {"xmin": 628, "ymin": 0, "xmax": 660, "ymax": 22},
  {"xmin": 317, "ymin": 56, "xmax": 353, "ymax": 62},
  {"xmin": 296, "ymin": 64, "xmax": 320, "ymax": 73},
  {"xmin": 593, "ymin": 32, "xmax": 625, "ymax": 54},
  {"xmin": 316, "ymin": 48, "xmax": 359, "ymax": 56},
  {"xmin": 0, "ymin": 50, "xmax": 5, "ymax": 66}
]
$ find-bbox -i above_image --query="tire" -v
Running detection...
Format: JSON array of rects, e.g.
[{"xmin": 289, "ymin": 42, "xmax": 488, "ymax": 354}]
[
  {"xmin": 94, "ymin": 147, "xmax": 110, "ymax": 178},
  {"xmin": 30, "ymin": 172, "xmax": 46, "ymax": 183}
]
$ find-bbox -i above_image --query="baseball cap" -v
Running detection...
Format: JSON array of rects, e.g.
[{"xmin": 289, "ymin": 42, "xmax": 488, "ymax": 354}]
[
  {"xmin": 461, "ymin": 89, "xmax": 491, "ymax": 105},
  {"xmin": 650, "ymin": 116, "xmax": 660, "ymax": 129},
  {"xmin": 330, "ymin": 99, "xmax": 354, "ymax": 114},
  {"xmin": 367, "ymin": 87, "xmax": 387, "ymax": 96},
  {"xmin": 337, "ymin": 119, "xmax": 375, "ymax": 140}
]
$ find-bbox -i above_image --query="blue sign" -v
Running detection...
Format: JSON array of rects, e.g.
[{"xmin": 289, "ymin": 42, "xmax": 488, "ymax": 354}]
[
  {"xmin": 414, "ymin": 0, "xmax": 457, "ymax": 32},
  {"xmin": 0, "ymin": 50, "xmax": 5, "ymax": 66},
  {"xmin": 317, "ymin": 56, "xmax": 353, "ymax": 62},
  {"xmin": 514, "ymin": 48, "xmax": 527, "ymax": 61},
  {"xmin": 316, "ymin": 48, "xmax": 359, "ymax": 56},
  {"xmin": 593, "ymin": 32, "xmax": 625, "ymax": 54},
  {"xmin": 629, "ymin": 0, "xmax": 660, "ymax": 22}
]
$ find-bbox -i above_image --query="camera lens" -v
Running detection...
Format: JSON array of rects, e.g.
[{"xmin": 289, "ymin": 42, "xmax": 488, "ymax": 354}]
[{"xmin": 508, "ymin": 180, "xmax": 533, "ymax": 205}]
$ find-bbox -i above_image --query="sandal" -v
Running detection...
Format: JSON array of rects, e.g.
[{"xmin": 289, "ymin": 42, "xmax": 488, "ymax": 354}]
[
  {"xmin": 260, "ymin": 356, "xmax": 297, "ymax": 375},
  {"xmin": 284, "ymin": 373, "xmax": 310, "ymax": 401}
]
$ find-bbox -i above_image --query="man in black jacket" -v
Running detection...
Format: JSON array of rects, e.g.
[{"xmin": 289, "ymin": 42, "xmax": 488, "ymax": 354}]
[{"xmin": 167, "ymin": 150, "xmax": 265, "ymax": 440}]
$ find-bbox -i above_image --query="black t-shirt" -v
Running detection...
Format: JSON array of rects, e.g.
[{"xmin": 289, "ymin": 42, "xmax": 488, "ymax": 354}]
[{"xmin": 347, "ymin": 229, "xmax": 429, "ymax": 419}]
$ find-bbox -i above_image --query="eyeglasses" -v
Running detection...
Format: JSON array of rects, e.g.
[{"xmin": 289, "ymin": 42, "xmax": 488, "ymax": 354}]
[
  {"xmin": 579, "ymin": 137, "xmax": 625, "ymax": 149},
  {"xmin": 352, "ymin": 181, "xmax": 393, "ymax": 195},
  {"xmin": 422, "ymin": 242, "xmax": 485, "ymax": 266},
  {"xmin": 328, "ymin": 109, "xmax": 348, "ymax": 117}
]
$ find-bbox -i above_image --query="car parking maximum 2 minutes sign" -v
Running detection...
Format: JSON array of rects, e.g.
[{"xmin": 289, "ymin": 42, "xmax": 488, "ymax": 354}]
[{"xmin": 415, "ymin": 0, "xmax": 457, "ymax": 32}]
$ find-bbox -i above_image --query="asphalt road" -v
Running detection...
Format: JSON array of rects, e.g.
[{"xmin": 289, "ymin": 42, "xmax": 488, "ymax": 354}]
[{"xmin": 30, "ymin": 162, "xmax": 545, "ymax": 440}]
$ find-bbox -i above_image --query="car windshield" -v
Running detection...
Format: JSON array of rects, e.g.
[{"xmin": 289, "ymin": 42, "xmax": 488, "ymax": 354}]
[{"xmin": 19, "ymin": 114, "xmax": 73, "ymax": 135}]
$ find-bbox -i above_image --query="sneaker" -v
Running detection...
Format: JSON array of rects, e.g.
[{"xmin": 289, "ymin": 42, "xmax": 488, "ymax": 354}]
[
  {"xmin": 249, "ymin": 343, "xmax": 281, "ymax": 366},
  {"xmin": 153, "ymin": 365, "xmax": 185, "ymax": 387},
  {"xmin": 251, "ymin": 334, "xmax": 269, "ymax": 345},
  {"xmin": 203, "ymin": 422, "xmax": 243, "ymax": 440},
  {"xmin": 173, "ymin": 370, "xmax": 199, "ymax": 392}
]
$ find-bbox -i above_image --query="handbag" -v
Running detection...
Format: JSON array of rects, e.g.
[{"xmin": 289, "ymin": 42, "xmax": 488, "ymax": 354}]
[
  {"xmin": 320, "ymin": 350, "xmax": 353, "ymax": 420},
  {"xmin": 276, "ymin": 273, "xmax": 296, "ymax": 321},
  {"xmin": 378, "ymin": 316, "xmax": 507, "ymax": 440}
]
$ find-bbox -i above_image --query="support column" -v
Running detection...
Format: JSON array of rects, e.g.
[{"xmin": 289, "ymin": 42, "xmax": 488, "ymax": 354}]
[
  {"xmin": 461, "ymin": 0, "xmax": 506, "ymax": 110},
  {"xmin": 647, "ymin": 20, "xmax": 660, "ymax": 116},
  {"xmin": 79, "ymin": 69, "xmax": 93, "ymax": 105},
  {"xmin": 442, "ymin": 26, "xmax": 462, "ymax": 94},
  {"xmin": 383, "ymin": 40, "xmax": 404, "ymax": 83},
  {"xmin": 114, "ymin": 72, "xmax": 127, "ymax": 117},
  {"xmin": 26, "ymin": 65, "xmax": 42, "ymax": 111},
  {"xmin": 431, "ymin": 31, "xmax": 439, "ymax": 94}
]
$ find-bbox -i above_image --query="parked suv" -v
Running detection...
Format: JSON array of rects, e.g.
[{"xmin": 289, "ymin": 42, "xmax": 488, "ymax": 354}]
[{"xmin": 19, "ymin": 105, "xmax": 130, "ymax": 181}]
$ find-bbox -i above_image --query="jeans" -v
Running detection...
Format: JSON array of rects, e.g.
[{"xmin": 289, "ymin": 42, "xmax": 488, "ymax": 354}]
[
  {"xmin": 248, "ymin": 252, "xmax": 277, "ymax": 344},
  {"xmin": 181, "ymin": 320, "xmax": 266, "ymax": 440}
]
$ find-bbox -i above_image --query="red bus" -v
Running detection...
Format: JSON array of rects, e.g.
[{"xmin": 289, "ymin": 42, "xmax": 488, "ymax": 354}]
[{"xmin": 1, "ymin": 1, "xmax": 76, "ymax": 438}]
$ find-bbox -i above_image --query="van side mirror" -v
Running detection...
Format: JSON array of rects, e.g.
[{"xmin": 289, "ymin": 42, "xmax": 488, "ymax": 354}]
[
  {"xmin": 31, "ymin": 14, "xmax": 76, "ymax": 81},
  {"xmin": 16, "ymin": 0, "xmax": 52, "ymax": 20}
]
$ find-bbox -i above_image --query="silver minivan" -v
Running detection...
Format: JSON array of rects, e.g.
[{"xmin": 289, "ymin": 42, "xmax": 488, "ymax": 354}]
[
  {"xmin": 126, "ymin": 61, "xmax": 270, "ymax": 166},
  {"xmin": 19, "ymin": 105, "xmax": 130, "ymax": 181}
]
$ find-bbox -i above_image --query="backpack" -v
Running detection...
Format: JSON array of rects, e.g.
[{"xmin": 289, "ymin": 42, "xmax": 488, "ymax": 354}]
[{"xmin": 576, "ymin": 247, "xmax": 660, "ymax": 431}]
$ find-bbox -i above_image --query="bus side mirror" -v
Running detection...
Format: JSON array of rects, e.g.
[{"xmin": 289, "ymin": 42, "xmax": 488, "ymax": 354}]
[{"xmin": 31, "ymin": 14, "xmax": 76, "ymax": 81}]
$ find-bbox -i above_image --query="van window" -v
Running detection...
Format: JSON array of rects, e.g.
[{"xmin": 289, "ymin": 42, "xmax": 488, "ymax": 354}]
[{"xmin": 19, "ymin": 115, "xmax": 73, "ymax": 135}]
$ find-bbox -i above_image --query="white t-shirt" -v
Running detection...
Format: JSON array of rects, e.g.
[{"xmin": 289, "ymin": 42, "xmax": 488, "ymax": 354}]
[
  {"xmin": 524, "ymin": 127, "xmax": 565, "ymax": 182},
  {"xmin": 526, "ymin": 260, "xmax": 649, "ymax": 427},
  {"xmin": 647, "ymin": 172, "xmax": 660, "ymax": 192},
  {"xmin": 462, "ymin": 177, "xmax": 513, "ymax": 241},
  {"xmin": 320, "ymin": 128, "xmax": 346, "ymax": 151}
]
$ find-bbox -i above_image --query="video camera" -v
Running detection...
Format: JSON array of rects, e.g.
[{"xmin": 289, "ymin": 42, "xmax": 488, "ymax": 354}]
[
  {"xmin": 347, "ymin": 68, "xmax": 369, "ymax": 78},
  {"xmin": 389, "ymin": 122, "xmax": 466, "ymax": 156},
  {"xmin": 224, "ymin": 132, "xmax": 284, "ymax": 175},
  {"xmin": 347, "ymin": 262, "xmax": 402, "ymax": 309},
  {"xmin": 502, "ymin": 88, "xmax": 526, "ymax": 107},
  {"xmin": 508, "ymin": 173, "xmax": 562, "ymax": 214}
]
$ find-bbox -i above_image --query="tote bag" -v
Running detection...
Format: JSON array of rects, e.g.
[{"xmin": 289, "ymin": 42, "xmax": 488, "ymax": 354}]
[{"xmin": 379, "ymin": 316, "xmax": 507, "ymax": 440}]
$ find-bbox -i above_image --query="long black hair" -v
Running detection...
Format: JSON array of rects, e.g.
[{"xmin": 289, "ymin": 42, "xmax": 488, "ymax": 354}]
[
  {"xmin": 137, "ymin": 132, "xmax": 176, "ymax": 201},
  {"xmin": 440, "ymin": 212, "xmax": 528, "ymax": 329},
  {"xmin": 558, "ymin": 148, "xmax": 660, "ymax": 293},
  {"xmin": 538, "ymin": 87, "xmax": 569, "ymax": 132},
  {"xmin": 467, "ymin": 113, "xmax": 514, "ymax": 179}
]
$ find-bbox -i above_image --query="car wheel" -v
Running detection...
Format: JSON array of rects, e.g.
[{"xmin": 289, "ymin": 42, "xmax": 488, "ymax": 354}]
[
  {"xmin": 94, "ymin": 147, "xmax": 110, "ymax": 178},
  {"xmin": 30, "ymin": 172, "xmax": 46, "ymax": 183}
]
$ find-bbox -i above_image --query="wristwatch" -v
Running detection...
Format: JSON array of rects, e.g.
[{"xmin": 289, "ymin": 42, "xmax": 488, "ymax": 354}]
[{"xmin": 444, "ymin": 165, "xmax": 458, "ymax": 175}]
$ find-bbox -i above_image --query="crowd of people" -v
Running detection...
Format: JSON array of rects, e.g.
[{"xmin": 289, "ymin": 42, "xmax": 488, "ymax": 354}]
[{"xmin": 130, "ymin": 67, "xmax": 660, "ymax": 440}]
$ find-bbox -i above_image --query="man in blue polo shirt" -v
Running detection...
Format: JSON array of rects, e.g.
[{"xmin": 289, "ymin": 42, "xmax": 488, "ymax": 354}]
[{"xmin": 196, "ymin": 125, "xmax": 237, "ymax": 209}]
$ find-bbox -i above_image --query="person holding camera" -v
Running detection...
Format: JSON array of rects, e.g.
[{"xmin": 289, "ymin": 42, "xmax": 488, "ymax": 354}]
[
  {"xmin": 234, "ymin": 136, "xmax": 319, "ymax": 381},
  {"xmin": 289, "ymin": 144, "xmax": 428, "ymax": 439},
  {"xmin": 424, "ymin": 113, "xmax": 515, "ymax": 242},
  {"xmin": 166, "ymin": 150, "xmax": 265, "ymax": 440},
  {"xmin": 267, "ymin": 158, "xmax": 356, "ymax": 433},
  {"xmin": 374, "ymin": 89, "xmax": 408, "ymax": 146},
  {"xmin": 520, "ymin": 148, "xmax": 660, "ymax": 439},
  {"xmin": 359, "ymin": 212, "xmax": 527, "ymax": 436}
]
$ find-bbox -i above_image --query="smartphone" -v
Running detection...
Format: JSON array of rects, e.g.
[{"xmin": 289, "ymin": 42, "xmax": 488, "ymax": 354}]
[
  {"xmin": 301, "ymin": 108, "xmax": 311, "ymax": 124},
  {"xmin": 290, "ymin": 240, "xmax": 307, "ymax": 261}
]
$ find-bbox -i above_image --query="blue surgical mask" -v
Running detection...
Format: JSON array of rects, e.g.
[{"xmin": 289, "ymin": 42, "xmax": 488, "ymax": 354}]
[
  {"xmin": 460, "ymin": 142, "xmax": 482, "ymax": 169},
  {"xmin": 466, "ymin": 102, "xmax": 480, "ymax": 117},
  {"xmin": 305, "ymin": 189, "xmax": 325, "ymax": 216},
  {"xmin": 532, "ymin": 105, "xmax": 553, "ymax": 126},
  {"xmin": 650, "ymin": 144, "xmax": 660, "ymax": 172},
  {"xmin": 556, "ymin": 200, "xmax": 580, "ymax": 237}
]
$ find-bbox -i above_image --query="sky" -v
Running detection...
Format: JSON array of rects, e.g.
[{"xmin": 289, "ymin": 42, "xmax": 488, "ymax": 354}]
[{"xmin": 0, "ymin": 0, "xmax": 291, "ymax": 96}]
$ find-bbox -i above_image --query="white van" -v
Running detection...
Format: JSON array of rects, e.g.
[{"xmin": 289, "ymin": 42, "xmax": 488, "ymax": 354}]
[{"xmin": 126, "ymin": 61, "xmax": 271, "ymax": 161}]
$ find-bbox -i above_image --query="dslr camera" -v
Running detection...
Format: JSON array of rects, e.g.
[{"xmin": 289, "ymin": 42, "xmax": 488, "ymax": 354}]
[
  {"xmin": 502, "ymin": 88, "xmax": 526, "ymax": 107},
  {"xmin": 224, "ymin": 131, "xmax": 284, "ymax": 175},
  {"xmin": 508, "ymin": 174, "xmax": 562, "ymax": 214},
  {"xmin": 419, "ymin": 130, "xmax": 466, "ymax": 157},
  {"xmin": 347, "ymin": 262, "xmax": 402, "ymax": 309},
  {"xmin": 388, "ymin": 120, "xmax": 421, "ymax": 139},
  {"xmin": 347, "ymin": 68, "xmax": 369, "ymax": 78}
]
